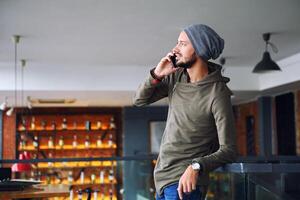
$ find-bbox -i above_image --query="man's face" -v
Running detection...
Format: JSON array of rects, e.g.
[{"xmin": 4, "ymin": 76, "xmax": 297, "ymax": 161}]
[{"xmin": 173, "ymin": 31, "xmax": 197, "ymax": 68}]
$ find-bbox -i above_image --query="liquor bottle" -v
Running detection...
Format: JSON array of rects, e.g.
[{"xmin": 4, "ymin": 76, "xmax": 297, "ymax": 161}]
[
  {"xmin": 109, "ymin": 117, "xmax": 116, "ymax": 130},
  {"xmin": 20, "ymin": 118, "xmax": 26, "ymax": 131},
  {"xmin": 48, "ymin": 153, "xmax": 53, "ymax": 167},
  {"xmin": 80, "ymin": 170, "xmax": 85, "ymax": 184},
  {"xmin": 19, "ymin": 139, "xmax": 26, "ymax": 150},
  {"xmin": 72, "ymin": 135, "xmax": 78, "ymax": 148},
  {"xmin": 48, "ymin": 136, "xmax": 54, "ymax": 148},
  {"xmin": 73, "ymin": 121, "xmax": 77, "ymax": 130},
  {"xmin": 31, "ymin": 117, "xmax": 36, "ymax": 130},
  {"xmin": 109, "ymin": 188, "xmax": 113, "ymax": 200},
  {"xmin": 30, "ymin": 171, "xmax": 35, "ymax": 181},
  {"xmin": 32, "ymin": 153, "xmax": 37, "ymax": 159},
  {"xmin": 58, "ymin": 136, "xmax": 64, "ymax": 149},
  {"xmin": 85, "ymin": 135, "xmax": 90, "ymax": 148},
  {"xmin": 85, "ymin": 120, "xmax": 91, "ymax": 131},
  {"xmin": 90, "ymin": 173, "xmax": 96, "ymax": 184},
  {"xmin": 33, "ymin": 136, "xmax": 39, "ymax": 149},
  {"xmin": 46, "ymin": 175, "xmax": 51, "ymax": 185},
  {"xmin": 96, "ymin": 120, "xmax": 102, "ymax": 130},
  {"xmin": 108, "ymin": 133, "xmax": 113, "ymax": 148},
  {"xmin": 62, "ymin": 118, "xmax": 67, "ymax": 130},
  {"xmin": 99, "ymin": 170, "xmax": 105, "ymax": 184},
  {"xmin": 68, "ymin": 171, "xmax": 74, "ymax": 184},
  {"xmin": 37, "ymin": 171, "xmax": 41, "ymax": 181},
  {"xmin": 41, "ymin": 120, "xmax": 47, "ymax": 130},
  {"xmin": 93, "ymin": 190, "xmax": 98, "ymax": 200},
  {"xmin": 69, "ymin": 188, "xmax": 74, "ymax": 200},
  {"xmin": 78, "ymin": 189, "xmax": 83, "ymax": 200},
  {"xmin": 97, "ymin": 135, "xmax": 103, "ymax": 148},
  {"xmin": 108, "ymin": 169, "xmax": 114, "ymax": 183},
  {"xmin": 100, "ymin": 188, "xmax": 105, "ymax": 200},
  {"xmin": 51, "ymin": 121, "xmax": 56, "ymax": 130}
]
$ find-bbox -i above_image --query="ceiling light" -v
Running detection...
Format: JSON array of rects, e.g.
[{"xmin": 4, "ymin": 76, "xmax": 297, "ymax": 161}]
[
  {"xmin": 253, "ymin": 33, "xmax": 281, "ymax": 73},
  {"xmin": 0, "ymin": 97, "xmax": 8, "ymax": 111},
  {"xmin": 6, "ymin": 107, "xmax": 14, "ymax": 116}
]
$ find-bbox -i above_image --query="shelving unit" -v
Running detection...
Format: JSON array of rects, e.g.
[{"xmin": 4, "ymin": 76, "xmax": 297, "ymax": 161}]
[{"xmin": 15, "ymin": 107, "xmax": 122, "ymax": 200}]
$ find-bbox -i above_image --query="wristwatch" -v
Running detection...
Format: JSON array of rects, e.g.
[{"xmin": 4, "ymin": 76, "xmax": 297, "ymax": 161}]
[{"xmin": 191, "ymin": 161, "xmax": 201, "ymax": 171}]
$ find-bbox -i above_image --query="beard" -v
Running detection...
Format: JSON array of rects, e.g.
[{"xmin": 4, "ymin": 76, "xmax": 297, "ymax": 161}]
[{"xmin": 176, "ymin": 52, "xmax": 197, "ymax": 69}]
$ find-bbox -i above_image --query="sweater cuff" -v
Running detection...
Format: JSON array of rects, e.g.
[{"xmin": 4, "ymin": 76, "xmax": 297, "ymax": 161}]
[{"xmin": 192, "ymin": 157, "xmax": 208, "ymax": 173}]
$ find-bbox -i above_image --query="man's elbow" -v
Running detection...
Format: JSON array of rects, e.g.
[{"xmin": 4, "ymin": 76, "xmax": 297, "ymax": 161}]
[{"xmin": 132, "ymin": 96, "xmax": 147, "ymax": 107}]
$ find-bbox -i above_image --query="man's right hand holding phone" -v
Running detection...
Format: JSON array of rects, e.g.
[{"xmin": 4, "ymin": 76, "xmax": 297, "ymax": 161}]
[{"xmin": 154, "ymin": 52, "xmax": 179, "ymax": 80}]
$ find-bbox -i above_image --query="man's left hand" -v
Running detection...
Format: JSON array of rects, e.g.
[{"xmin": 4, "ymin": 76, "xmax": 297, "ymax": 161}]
[{"xmin": 177, "ymin": 165, "xmax": 199, "ymax": 199}]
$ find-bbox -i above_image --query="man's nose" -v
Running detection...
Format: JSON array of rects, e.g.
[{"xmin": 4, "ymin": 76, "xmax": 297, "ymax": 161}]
[{"xmin": 172, "ymin": 45, "xmax": 179, "ymax": 54}]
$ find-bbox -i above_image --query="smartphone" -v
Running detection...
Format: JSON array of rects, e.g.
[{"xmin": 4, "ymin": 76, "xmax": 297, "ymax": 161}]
[{"xmin": 170, "ymin": 55, "xmax": 177, "ymax": 67}]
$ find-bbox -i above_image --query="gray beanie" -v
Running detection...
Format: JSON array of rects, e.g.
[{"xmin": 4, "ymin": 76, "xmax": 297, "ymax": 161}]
[{"xmin": 183, "ymin": 24, "xmax": 224, "ymax": 61}]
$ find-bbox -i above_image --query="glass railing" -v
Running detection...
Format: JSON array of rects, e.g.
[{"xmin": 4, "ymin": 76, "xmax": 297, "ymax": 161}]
[{"xmin": 1, "ymin": 156, "xmax": 300, "ymax": 200}]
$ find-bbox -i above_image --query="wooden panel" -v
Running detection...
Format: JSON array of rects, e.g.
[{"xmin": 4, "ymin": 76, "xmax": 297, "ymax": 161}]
[{"xmin": 234, "ymin": 101, "xmax": 259, "ymax": 156}]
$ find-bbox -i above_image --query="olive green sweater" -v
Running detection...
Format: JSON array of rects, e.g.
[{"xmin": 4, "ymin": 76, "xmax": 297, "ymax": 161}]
[{"xmin": 133, "ymin": 62, "xmax": 237, "ymax": 196}]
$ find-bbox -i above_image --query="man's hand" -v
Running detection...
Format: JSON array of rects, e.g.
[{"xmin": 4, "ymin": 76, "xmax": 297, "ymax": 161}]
[
  {"xmin": 154, "ymin": 52, "xmax": 179, "ymax": 79},
  {"xmin": 177, "ymin": 165, "xmax": 199, "ymax": 199}
]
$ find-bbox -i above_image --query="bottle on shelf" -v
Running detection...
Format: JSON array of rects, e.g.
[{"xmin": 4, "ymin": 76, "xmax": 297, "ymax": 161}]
[
  {"xmin": 62, "ymin": 118, "xmax": 67, "ymax": 130},
  {"xmin": 30, "ymin": 117, "xmax": 36, "ymax": 130},
  {"xmin": 90, "ymin": 173, "xmax": 96, "ymax": 184},
  {"xmin": 109, "ymin": 117, "xmax": 116, "ymax": 130},
  {"xmin": 108, "ymin": 133, "xmax": 113, "ymax": 148},
  {"xmin": 48, "ymin": 136, "xmax": 54, "ymax": 148},
  {"xmin": 99, "ymin": 170, "xmax": 105, "ymax": 184},
  {"xmin": 37, "ymin": 171, "xmax": 41, "ymax": 181},
  {"xmin": 97, "ymin": 135, "xmax": 103, "ymax": 148},
  {"xmin": 109, "ymin": 169, "xmax": 114, "ymax": 183},
  {"xmin": 96, "ymin": 120, "xmax": 102, "ymax": 130},
  {"xmin": 77, "ymin": 189, "xmax": 83, "ymax": 200},
  {"xmin": 100, "ymin": 188, "xmax": 105, "ymax": 200},
  {"xmin": 19, "ymin": 138, "xmax": 26, "ymax": 150},
  {"xmin": 80, "ymin": 170, "xmax": 85, "ymax": 184},
  {"xmin": 85, "ymin": 135, "xmax": 90, "ymax": 148},
  {"xmin": 51, "ymin": 121, "xmax": 56, "ymax": 130},
  {"xmin": 93, "ymin": 189, "xmax": 98, "ymax": 200},
  {"xmin": 68, "ymin": 171, "xmax": 74, "ymax": 184},
  {"xmin": 72, "ymin": 135, "xmax": 78, "ymax": 148},
  {"xmin": 48, "ymin": 153, "xmax": 53, "ymax": 167},
  {"xmin": 19, "ymin": 118, "xmax": 26, "ymax": 131},
  {"xmin": 109, "ymin": 188, "xmax": 113, "ymax": 200},
  {"xmin": 46, "ymin": 175, "xmax": 51, "ymax": 185},
  {"xmin": 85, "ymin": 120, "xmax": 91, "ymax": 131},
  {"xmin": 33, "ymin": 136, "xmax": 39, "ymax": 149},
  {"xmin": 69, "ymin": 188, "xmax": 74, "ymax": 200},
  {"xmin": 32, "ymin": 153, "xmax": 37, "ymax": 159},
  {"xmin": 41, "ymin": 120, "xmax": 47, "ymax": 130},
  {"xmin": 58, "ymin": 136, "xmax": 64, "ymax": 149},
  {"xmin": 73, "ymin": 121, "xmax": 77, "ymax": 130}
]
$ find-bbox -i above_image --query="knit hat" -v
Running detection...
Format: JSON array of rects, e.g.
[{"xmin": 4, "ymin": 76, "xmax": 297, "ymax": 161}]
[{"xmin": 183, "ymin": 24, "xmax": 224, "ymax": 61}]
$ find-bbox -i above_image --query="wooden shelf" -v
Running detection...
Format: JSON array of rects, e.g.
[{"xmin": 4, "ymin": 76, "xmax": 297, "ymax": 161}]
[
  {"xmin": 41, "ymin": 180, "xmax": 117, "ymax": 186},
  {"xmin": 17, "ymin": 127, "xmax": 115, "ymax": 132},
  {"xmin": 36, "ymin": 161, "xmax": 117, "ymax": 169},
  {"xmin": 19, "ymin": 144, "xmax": 117, "ymax": 151}
]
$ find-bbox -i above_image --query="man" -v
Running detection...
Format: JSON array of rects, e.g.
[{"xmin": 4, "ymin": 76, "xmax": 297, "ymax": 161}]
[{"xmin": 133, "ymin": 24, "xmax": 237, "ymax": 200}]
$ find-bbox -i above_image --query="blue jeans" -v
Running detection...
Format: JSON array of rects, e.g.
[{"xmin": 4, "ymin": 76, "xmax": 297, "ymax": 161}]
[{"xmin": 156, "ymin": 183, "xmax": 202, "ymax": 200}]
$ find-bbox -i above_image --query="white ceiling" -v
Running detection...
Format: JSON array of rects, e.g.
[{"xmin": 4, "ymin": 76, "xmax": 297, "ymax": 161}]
[{"xmin": 0, "ymin": 0, "xmax": 300, "ymax": 107}]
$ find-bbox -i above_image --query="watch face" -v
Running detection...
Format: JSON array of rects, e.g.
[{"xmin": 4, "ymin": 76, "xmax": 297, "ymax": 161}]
[{"xmin": 192, "ymin": 162, "xmax": 201, "ymax": 170}]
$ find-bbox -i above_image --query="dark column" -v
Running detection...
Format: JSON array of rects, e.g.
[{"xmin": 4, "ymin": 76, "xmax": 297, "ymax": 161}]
[{"xmin": 257, "ymin": 96, "xmax": 273, "ymax": 157}]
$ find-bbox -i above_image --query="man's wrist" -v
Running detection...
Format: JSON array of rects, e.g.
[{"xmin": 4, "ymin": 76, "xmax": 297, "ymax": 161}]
[{"xmin": 151, "ymin": 68, "xmax": 164, "ymax": 80}]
